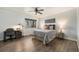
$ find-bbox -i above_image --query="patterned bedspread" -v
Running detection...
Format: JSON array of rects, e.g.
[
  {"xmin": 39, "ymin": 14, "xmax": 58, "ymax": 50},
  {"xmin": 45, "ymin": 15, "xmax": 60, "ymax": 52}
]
[{"xmin": 34, "ymin": 29, "xmax": 56, "ymax": 45}]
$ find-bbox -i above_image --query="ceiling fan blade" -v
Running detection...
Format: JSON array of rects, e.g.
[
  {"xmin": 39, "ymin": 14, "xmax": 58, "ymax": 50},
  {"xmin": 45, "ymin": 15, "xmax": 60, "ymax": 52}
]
[
  {"xmin": 37, "ymin": 11, "xmax": 43, "ymax": 14},
  {"xmin": 25, "ymin": 7, "xmax": 44, "ymax": 15}
]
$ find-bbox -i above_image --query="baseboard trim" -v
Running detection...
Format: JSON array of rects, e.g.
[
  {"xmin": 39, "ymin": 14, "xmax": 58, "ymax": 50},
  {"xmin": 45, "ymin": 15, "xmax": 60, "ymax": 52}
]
[
  {"xmin": 76, "ymin": 40, "xmax": 79, "ymax": 51},
  {"xmin": 65, "ymin": 37, "xmax": 77, "ymax": 41}
]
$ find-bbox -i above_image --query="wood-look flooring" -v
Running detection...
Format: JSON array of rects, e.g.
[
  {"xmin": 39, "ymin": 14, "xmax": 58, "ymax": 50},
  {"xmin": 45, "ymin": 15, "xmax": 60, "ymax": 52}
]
[{"xmin": 0, "ymin": 36, "xmax": 78, "ymax": 52}]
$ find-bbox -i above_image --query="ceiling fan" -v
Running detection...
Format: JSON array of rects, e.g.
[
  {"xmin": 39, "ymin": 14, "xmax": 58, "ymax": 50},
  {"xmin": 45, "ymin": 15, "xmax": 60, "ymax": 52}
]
[
  {"xmin": 25, "ymin": 7, "xmax": 44, "ymax": 15},
  {"xmin": 34, "ymin": 7, "xmax": 44, "ymax": 15}
]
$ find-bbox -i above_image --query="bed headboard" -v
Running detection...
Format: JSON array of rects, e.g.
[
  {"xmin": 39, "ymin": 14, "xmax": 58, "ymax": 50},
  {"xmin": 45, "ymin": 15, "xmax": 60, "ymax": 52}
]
[{"xmin": 45, "ymin": 18, "xmax": 56, "ymax": 30}]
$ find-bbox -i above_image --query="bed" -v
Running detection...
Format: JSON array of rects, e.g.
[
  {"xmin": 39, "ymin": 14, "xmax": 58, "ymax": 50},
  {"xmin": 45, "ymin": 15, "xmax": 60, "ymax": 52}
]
[{"xmin": 33, "ymin": 29, "xmax": 56, "ymax": 45}]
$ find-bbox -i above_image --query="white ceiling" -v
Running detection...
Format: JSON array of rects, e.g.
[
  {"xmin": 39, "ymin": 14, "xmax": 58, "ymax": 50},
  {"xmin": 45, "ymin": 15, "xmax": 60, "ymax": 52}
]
[
  {"xmin": 24, "ymin": 7, "xmax": 74, "ymax": 15},
  {"xmin": 24, "ymin": 7, "xmax": 75, "ymax": 19},
  {"xmin": 0, "ymin": 7, "xmax": 74, "ymax": 14},
  {"xmin": 0, "ymin": 7, "xmax": 75, "ymax": 19}
]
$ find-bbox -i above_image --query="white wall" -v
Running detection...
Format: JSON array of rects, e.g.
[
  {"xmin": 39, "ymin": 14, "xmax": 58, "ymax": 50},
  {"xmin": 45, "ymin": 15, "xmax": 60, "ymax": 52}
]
[
  {"xmin": 0, "ymin": 7, "xmax": 77, "ymax": 42},
  {"xmin": 77, "ymin": 8, "xmax": 79, "ymax": 50},
  {"xmin": 0, "ymin": 9, "xmax": 21, "ymax": 40},
  {"xmin": 39, "ymin": 8, "xmax": 77, "ymax": 41},
  {"xmin": 0, "ymin": 8, "xmax": 35, "ymax": 41},
  {"xmin": 54, "ymin": 8, "xmax": 77, "ymax": 41}
]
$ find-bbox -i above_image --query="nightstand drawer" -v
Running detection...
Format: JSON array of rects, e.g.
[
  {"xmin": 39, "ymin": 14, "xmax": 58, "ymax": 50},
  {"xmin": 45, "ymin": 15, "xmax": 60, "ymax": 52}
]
[{"xmin": 57, "ymin": 32, "xmax": 64, "ymax": 39}]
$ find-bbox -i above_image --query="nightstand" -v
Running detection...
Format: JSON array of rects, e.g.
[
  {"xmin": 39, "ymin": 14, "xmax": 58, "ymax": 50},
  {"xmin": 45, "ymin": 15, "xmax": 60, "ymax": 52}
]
[{"xmin": 57, "ymin": 32, "xmax": 64, "ymax": 39}]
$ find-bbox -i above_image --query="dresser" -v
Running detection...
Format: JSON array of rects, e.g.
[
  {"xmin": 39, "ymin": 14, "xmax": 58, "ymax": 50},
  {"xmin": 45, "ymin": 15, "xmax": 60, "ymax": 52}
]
[{"xmin": 3, "ymin": 28, "xmax": 22, "ymax": 42}]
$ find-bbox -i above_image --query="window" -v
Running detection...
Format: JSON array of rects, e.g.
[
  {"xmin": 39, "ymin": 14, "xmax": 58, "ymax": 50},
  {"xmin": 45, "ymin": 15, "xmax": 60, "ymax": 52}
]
[
  {"xmin": 25, "ymin": 18, "xmax": 37, "ymax": 28},
  {"xmin": 45, "ymin": 18, "xmax": 55, "ymax": 23},
  {"xmin": 45, "ymin": 18, "xmax": 56, "ymax": 30}
]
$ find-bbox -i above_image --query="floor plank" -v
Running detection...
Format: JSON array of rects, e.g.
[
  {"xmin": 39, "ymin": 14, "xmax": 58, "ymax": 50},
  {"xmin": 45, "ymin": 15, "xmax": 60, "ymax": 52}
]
[{"xmin": 0, "ymin": 36, "xmax": 78, "ymax": 52}]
